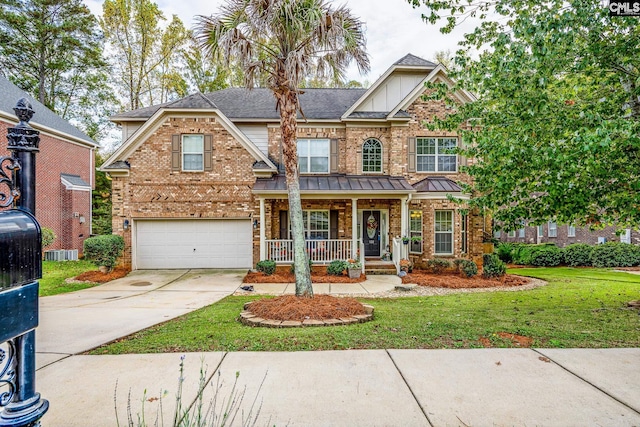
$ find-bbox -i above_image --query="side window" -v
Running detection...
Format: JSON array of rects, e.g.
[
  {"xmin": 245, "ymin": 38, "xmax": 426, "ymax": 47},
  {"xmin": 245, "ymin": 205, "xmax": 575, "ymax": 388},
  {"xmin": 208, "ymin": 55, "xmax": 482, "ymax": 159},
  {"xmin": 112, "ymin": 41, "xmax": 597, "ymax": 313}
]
[
  {"xmin": 434, "ymin": 210, "xmax": 454, "ymax": 255},
  {"xmin": 298, "ymin": 139, "xmax": 329, "ymax": 174},
  {"xmin": 409, "ymin": 210, "xmax": 422, "ymax": 253},
  {"xmin": 362, "ymin": 138, "xmax": 382, "ymax": 173},
  {"xmin": 182, "ymin": 134, "xmax": 204, "ymax": 171},
  {"xmin": 416, "ymin": 137, "xmax": 457, "ymax": 172}
]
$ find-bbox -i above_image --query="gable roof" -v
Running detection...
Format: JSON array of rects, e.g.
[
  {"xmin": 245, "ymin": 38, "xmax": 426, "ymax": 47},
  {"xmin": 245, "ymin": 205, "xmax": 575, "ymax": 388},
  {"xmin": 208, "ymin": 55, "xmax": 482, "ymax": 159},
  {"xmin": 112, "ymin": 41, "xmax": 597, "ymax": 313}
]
[
  {"xmin": 111, "ymin": 88, "xmax": 367, "ymax": 122},
  {"xmin": 0, "ymin": 75, "xmax": 97, "ymax": 147},
  {"xmin": 394, "ymin": 53, "xmax": 437, "ymax": 68}
]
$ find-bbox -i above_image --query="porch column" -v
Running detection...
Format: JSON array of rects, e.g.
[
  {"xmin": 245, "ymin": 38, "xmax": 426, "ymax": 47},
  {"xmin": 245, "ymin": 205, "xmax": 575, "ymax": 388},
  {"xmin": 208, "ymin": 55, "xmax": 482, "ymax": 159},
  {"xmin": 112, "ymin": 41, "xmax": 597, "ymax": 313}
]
[
  {"xmin": 351, "ymin": 198, "xmax": 358, "ymax": 259},
  {"xmin": 401, "ymin": 197, "xmax": 408, "ymax": 259},
  {"xmin": 259, "ymin": 198, "xmax": 266, "ymax": 260}
]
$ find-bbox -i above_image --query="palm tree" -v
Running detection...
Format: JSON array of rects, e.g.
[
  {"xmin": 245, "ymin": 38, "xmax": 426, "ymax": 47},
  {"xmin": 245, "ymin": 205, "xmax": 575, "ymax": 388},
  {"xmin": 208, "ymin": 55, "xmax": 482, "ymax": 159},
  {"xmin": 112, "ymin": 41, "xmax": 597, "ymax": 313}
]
[{"xmin": 195, "ymin": 0, "xmax": 369, "ymax": 297}]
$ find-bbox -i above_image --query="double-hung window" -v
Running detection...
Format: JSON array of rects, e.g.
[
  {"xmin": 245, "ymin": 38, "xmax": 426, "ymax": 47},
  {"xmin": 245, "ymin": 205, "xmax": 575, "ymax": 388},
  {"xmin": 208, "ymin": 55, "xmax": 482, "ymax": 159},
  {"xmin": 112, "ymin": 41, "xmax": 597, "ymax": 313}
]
[
  {"xmin": 303, "ymin": 210, "xmax": 329, "ymax": 239},
  {"xmin": 548, "ymin": 221, "xmax": 557, "ymax": 237},
  {"xmin": 508, "ymin": 230, "xmax": 516, "ymax": 238},
  {"xmin": 298, "ymin": 139, "xmax": 329, "ymax": 173},
  {"xmin": 409, "ymin": 210, "xmax": 422, "ymax": 253},
  {"xmin": 182, "ymin": 135, "xmax": 204, "ymax": 171},
  {"xmin": 518, "ymin": 228, "xmax": 525, "ymax": 238},
  {"xmin": 567, "ymin": 225, "xmax": 576, "ymax": 237},
  {"xmin": 434, "ymin": 211, "xmax": 454, "ymax": 255},
  {"xmin": 416, "ymin": 137, "xmax": 457, "ymax": 172}
]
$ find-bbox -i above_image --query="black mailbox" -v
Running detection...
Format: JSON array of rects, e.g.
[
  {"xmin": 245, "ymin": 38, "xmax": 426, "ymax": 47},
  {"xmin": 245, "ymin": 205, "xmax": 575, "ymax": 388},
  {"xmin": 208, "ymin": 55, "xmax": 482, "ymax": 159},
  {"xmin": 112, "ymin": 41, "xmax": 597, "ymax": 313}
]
[{"xmin": 0, "ymin": 209, "xmax": 42, "ymax": 290}]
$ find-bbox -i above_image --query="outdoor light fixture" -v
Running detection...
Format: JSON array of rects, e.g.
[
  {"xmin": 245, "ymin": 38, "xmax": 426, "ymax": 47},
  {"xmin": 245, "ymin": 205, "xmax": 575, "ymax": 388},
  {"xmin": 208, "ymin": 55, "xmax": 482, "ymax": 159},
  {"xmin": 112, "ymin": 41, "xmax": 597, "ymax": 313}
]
[
  {"xmin": 253, "ymin": 219, "xmax": 259, "ymax": 229},
  {"xmin": 124, "ymin": 219, "xmax": 130, "ymax": 230},
  {"xmin": 79, "ymin": 215, "xmax": 85, "ymax": 224}
]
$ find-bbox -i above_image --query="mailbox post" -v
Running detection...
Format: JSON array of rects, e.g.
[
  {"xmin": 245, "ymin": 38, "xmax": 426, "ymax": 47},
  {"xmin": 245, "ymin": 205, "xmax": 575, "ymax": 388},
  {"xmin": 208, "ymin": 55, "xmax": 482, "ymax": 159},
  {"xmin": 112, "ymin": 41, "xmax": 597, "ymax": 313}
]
[{"xmin": 0, "ymin": 99, "xmax": 49, "ymax": 426}]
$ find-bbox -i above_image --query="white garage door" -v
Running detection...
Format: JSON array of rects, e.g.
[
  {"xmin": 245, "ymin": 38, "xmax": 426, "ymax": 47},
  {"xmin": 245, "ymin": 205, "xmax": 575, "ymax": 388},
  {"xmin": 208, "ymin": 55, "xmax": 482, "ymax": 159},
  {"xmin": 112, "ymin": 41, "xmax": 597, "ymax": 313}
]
[{"xmin": 135, "ymin": 219, "xmax": 252, "ymax": 269}]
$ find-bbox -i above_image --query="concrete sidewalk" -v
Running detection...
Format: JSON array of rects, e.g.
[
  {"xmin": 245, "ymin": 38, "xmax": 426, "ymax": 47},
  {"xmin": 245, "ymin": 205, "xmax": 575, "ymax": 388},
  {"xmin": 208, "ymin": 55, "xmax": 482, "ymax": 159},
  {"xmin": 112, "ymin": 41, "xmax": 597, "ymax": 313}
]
[{"xmin": 36, "ymin": 348, "xmax": 640, "ymax": 426}]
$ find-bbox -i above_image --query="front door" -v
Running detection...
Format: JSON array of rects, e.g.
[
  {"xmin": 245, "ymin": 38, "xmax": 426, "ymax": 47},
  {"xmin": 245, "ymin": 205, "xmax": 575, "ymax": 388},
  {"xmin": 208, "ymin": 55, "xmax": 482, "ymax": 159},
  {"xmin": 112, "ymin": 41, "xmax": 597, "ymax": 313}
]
[{"xmin": 362, "ymin": 210, "xmax": 381, "ymax": 257}]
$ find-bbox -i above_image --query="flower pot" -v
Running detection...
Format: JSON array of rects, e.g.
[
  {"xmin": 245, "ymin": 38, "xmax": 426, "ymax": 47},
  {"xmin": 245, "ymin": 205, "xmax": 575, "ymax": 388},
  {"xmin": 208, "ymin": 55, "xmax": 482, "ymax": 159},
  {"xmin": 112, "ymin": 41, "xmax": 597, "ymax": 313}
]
[
  {"xmin": 402, "ymin": 240, "xmax": 409, "ymax": 245},
  {"xmin": 348, "ymin": 268, "xmax": 361, "ymax": 279}
]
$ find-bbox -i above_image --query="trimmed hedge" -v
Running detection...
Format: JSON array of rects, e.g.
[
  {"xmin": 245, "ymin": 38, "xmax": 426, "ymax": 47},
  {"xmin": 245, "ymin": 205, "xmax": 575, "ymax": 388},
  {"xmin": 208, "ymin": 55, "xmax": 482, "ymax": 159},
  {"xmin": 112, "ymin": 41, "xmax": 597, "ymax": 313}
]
[
  {"xmin": 256, "ymin": 260, "xmax": 276, "ymax": 275},
  {"xmin": 427, "ymin": 258, "xmax": 451, "ymax": 274},
  {"xmin": 327, "ymin": 260, "xmax": 348, "ymax": 276},
  {"xmin": 83, "ymin": 234, "xmax": 124, "ymax": 270},
  {"xmin": 590, "ymin": 242, "xmax": 640, "ymax": 268},
  {"xmin": 528, "ymin": 244, "xmax": 563, "ymax": 267},
  {"xmin": 563, "ymin": 244, "xmax": 593, "ymax": 267}
]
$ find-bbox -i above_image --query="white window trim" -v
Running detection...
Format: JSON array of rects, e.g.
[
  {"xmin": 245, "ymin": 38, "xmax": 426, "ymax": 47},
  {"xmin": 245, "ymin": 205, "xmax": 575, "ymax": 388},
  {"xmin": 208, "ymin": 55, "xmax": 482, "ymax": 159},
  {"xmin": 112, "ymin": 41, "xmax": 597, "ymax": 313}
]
[
  {"xmin": 409, "ymin": 210, "xmax": 422, "ymax": 254},
  {"xmin": 288, "ymin": 210, "xmax": 330, "ymax": 239},
  {"xmin": 567, "ymin": 225, "xmax": 576, "ymax": 238},
  {"xmin": 507, "ymin": 230, "xmax": 516, "ymax": 238},
  {"xmin": 548, "ymin": 221, "xmax": 557, "ymax": 238},
  {"xmin": 434, "ymin": 210, "xmax": 454, "ymax": 255},
  {"xmin": 461, "ymin": 213, "xmax": 468, "ymax": 254},
  {"xmin": 182, "ymin": 134, "xmax": 204, "ymax": 172},
  {"xmin": 518, "ymin": 228, "xmax": 525, "ymax": 238},
  {"xmin": 416, "ymin": 137, "xmax": 458, "ymax": 173},
  {"xmin": 297, "ymin": 138, "xmax": 330, "ymax": 174},
  {"xmin": 362, "ymin": 138, "xmax": 383, "ymax": 174},
  {"xmin": 537, "ymin": 225, "xmax": 544, "ymax": 238}
]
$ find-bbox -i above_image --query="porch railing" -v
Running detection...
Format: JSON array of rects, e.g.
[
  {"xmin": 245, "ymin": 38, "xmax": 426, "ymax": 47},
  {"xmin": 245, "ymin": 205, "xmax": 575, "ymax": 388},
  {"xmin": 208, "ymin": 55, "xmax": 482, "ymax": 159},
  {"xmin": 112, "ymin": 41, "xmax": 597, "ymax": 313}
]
[{"xmin": 265, "ymin": 239, "xmax": 358, "ymax": 264}]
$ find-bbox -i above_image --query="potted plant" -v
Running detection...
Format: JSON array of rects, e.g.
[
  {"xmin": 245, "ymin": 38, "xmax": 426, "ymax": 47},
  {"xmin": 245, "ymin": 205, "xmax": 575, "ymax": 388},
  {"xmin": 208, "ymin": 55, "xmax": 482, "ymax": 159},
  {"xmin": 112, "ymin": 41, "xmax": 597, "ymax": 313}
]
[
  {"xmin": 346, "ymin": 259, "xmax": 362, "ymax": 279},
  {"xmin": 401, "ymin": 236, "xmax": 410, "ymax": 245},
  {"xmin": 399, "ymin": 258, "xmax": 412, "ymax": 272}
]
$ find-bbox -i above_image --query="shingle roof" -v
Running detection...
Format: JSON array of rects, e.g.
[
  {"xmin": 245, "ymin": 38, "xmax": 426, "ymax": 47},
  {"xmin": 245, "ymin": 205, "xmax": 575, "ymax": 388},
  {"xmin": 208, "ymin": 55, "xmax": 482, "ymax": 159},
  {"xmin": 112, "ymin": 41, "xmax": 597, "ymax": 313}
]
[
  {"xmin": 412, "ymin": 176, "xmax": 462, "ymax": 192},
  {"xmin": 253, "ymin": 174, "xmax": 415, "ymax": 193},
  {"xmin": 102, "ymin": 160, "xmax": 130, "ymax": 170},
  {"xmin": 0, "ymin": 75, "xmax": 96, "ymax": 146},
  {"xmin": 111, "ymin": 88, "xmax": 367, "ymax": 121},
  {"xmin": 60, "ymin": 173, "xmax": 90, "ymax": 188},
  {"xmin": 394, "ymin": 53, "xmax": 437, "ymax": 68}
]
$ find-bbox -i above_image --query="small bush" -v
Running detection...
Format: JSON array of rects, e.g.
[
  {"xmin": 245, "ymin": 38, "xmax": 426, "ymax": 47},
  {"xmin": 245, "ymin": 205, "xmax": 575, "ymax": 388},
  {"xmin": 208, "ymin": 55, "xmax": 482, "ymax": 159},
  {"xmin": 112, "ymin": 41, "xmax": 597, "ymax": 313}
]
[
  {"xmin": 256, "ymin": 260, "xmax": 276, "ymax": 275},
  {"xmin": 427, "ymin": 258, "xmax": 451, "ymax": 274},
  {"xmin": 83, "ymin": 234, "xmax": 124, "ymax": 270},
  {"xmin": 458, "ymin": 259, "xmax": 478, "ymax": 278},
  {"xmin": 511, "ymin": 244, "xmax": 532, "ymax": 265},
  {"xmin": 563, "ymin": 244, "xmax": 593, "ymax": 266},
  {"xmin": 41, "ymin": 227, "xmax": 56, "ymax": 249},
  {"xmin": 327, "ymin": 260, "xmax": 348, "ymax": 276},
  {"xmin": 495, "ymin": 242, "xmax": 514, "ymax": 263},
  {"xmin": 590, "ymin": 242, "xmax": 640, "ymax": 268},
  {"xmin": 528, "ymin": 244, "xmax": 563, "ymax": 267},
  {"xmin": 483, "ymin": 254, "xmax": 506, "ymax": 278}
]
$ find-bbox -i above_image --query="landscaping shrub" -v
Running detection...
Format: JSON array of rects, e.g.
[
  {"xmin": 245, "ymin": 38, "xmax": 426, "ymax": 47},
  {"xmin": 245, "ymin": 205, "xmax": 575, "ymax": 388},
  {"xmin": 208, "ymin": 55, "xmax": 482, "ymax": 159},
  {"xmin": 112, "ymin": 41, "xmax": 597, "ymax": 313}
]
[
  {"xmin": 427, "ymin": 258, "xmax": 451, "ymax": 274},
  {"xmin": 563, "ymin": 243, "xmax": 594, "ymax": 267},
  {"xmin": 528, "ymin": 244, "xmax": 563, "ymax": 267},
  {"xmin": 482, "ymin": 254, "xmax": 506, "ymax": 278},
  {"xmin": 511, "ymin": 244, "xmax": 532, "ymax": 265},
  {"xmin": 41, "ymin": 227, "xmax": 55, "ymax": 249},
  {"xmin": 256, "ymin": 260, "xmax": 276, "ymax": 275},
  {"xmin": 495, "ymin": 242, "xmax": 514, "ymax": 263},
  {"xmin": 459, "ymin": 259, "xmax": 478, "ymax": 278},
  {"xmin": 590, "ymin": 242, "xmax": 640, "ymax": 268},
  {"xmin": 327, "ymin": 260, "xmax": 348, "ymax": 276},
  {"xmin": 83, "ymin": 234, "xmax": 124, "ymax": 271}
]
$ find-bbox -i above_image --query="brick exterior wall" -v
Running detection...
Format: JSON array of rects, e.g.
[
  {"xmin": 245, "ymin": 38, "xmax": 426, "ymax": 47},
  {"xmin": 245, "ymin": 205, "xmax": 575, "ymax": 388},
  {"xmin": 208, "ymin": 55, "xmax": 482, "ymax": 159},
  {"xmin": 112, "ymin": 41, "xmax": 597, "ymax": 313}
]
[
  {"xmin": 1, "ymin": 119, "xmax": 94, "ymax": 253},
  {"xmin": 111, "ymin": 86, "xmax": 486, "ymax": 268},
  {"xmin": 499, "ymin": 223, "xmax": 640, "ymax": 247}
]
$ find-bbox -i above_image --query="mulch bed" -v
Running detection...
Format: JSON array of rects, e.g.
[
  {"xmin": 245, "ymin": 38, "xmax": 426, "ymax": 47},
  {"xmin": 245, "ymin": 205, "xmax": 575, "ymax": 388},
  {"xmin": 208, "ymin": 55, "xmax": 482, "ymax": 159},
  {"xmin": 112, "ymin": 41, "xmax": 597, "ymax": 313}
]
[
  {"xmin": 246, "ymin": 294, "xmax": 366, "ymax": 322},
  {"xmin": 403, "ymin": 270, "xmax": 530, "ymax": 289},
  {"xmin": 74, "ymin": 267, "xmax": 130, "ymax": 283},
  {"xmin": 244, "ymin": 266, "xmax": 366, "ymax": 284}
]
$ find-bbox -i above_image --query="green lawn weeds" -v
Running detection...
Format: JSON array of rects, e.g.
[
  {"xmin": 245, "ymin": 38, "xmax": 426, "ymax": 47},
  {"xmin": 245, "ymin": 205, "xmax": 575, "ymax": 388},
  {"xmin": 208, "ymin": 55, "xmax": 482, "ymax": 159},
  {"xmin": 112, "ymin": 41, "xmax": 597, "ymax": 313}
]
[
  {"xmin": 40, "ymin": 260, "xmax": 99, "ymax": 296},
  {"xmin": 91, "ymin": 267, "xmax": 640, "ymax": 354}
]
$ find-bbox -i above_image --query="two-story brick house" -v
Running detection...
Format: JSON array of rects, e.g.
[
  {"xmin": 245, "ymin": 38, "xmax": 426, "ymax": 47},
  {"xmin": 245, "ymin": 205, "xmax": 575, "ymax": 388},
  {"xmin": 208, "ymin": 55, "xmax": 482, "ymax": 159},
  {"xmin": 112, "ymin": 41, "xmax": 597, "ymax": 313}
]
[
  {"xmin": 1, "ymin": 75, "xmax": 97, "ymax": 254},
  {"xmin": 101, "ymin": 54, "xmax": 485, "ymax": 271}
]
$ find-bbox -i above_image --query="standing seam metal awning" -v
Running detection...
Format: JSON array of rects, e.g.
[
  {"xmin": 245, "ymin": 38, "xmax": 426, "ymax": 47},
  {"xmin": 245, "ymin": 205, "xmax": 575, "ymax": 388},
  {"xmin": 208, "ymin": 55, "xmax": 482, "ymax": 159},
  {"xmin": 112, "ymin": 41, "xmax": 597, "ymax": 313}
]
[{"xmin": 252, "ymin": 175, "xmax": 415, "ymax": 195}]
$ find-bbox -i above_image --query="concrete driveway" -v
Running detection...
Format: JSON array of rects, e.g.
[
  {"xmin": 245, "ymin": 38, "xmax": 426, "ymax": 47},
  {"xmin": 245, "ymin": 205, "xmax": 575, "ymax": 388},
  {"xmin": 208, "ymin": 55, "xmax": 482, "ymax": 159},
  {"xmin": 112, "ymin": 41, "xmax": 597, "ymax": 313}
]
[{"xmin": 36, "ymin": 269, "xmax": 244, "ymax": 367}]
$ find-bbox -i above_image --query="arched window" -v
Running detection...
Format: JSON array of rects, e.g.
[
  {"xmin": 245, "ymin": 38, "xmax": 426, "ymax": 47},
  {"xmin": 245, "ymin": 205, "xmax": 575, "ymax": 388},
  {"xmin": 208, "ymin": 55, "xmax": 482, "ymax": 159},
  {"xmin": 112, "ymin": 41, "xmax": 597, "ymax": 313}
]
[{"xmin": 362, "ymin": 138, "xmax": 382, "ymax": 173}]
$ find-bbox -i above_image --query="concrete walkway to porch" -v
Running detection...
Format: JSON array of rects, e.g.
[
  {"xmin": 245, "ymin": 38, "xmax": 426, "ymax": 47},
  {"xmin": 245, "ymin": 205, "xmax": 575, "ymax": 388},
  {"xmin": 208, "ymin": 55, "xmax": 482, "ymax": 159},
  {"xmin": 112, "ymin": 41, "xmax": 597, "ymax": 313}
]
[{"xmin": 245, "ymin": 274, "xmax": 401, "ymax": 295}]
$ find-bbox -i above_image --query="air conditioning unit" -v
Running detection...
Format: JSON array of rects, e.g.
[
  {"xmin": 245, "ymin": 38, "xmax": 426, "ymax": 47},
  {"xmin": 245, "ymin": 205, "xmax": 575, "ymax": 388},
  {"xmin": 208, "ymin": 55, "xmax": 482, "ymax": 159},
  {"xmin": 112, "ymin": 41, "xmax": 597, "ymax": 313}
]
[
  {"xmin": 44, "ymin": 250, "xmax": 65, "ymax": 261},
  {"xmin": 65, "ymin": 250, "xmax": 78, "ymax": 261}
]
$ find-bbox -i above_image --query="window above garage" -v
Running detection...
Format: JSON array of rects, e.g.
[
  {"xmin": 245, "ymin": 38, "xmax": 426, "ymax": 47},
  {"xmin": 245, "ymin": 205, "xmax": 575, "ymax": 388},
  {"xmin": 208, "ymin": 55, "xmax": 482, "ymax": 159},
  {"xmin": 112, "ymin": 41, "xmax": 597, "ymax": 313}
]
[{"xmin": 171, "ymin": 134, "xmax": 212, "ymax": 172}]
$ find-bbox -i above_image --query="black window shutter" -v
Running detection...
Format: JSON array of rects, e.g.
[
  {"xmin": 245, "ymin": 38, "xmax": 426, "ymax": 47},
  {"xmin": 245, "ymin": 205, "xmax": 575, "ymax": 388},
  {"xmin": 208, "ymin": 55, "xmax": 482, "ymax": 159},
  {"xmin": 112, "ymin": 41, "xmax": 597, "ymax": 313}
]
[
  {"xmin": 330, "ymin": 210, "xmax": 339, "ymax": 239},
  {"xmin": 279, "ymin": 210, "xmax": 288, "ymax": 239},
  {"xmin": 171, "ymin": 135, "xmax": 181, "ymax": 171}
]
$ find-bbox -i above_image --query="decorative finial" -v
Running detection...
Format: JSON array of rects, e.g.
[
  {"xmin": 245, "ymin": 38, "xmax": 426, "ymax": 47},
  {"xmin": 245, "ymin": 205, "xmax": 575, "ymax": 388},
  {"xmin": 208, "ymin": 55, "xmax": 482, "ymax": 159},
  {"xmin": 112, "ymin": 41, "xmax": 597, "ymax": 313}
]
[{"xmin": 13, "ymin": 97, "xmax": 35, "ymax": 128}]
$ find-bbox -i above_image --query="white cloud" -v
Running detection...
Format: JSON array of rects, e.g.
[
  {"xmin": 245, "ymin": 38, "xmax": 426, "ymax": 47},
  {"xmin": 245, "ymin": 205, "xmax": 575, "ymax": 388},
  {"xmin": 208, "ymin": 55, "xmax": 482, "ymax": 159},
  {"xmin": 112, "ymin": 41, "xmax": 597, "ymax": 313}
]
[{"xmin": 87, "ymin": 0, "xmax": 477, "ymax": 83}]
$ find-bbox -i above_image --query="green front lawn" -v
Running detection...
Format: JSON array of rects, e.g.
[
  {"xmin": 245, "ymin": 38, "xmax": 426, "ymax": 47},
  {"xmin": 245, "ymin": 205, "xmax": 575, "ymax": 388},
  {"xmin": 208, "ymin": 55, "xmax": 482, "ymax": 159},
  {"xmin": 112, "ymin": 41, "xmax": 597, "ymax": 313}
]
[
  {"xmin": 90, "ymin": 267, "xmax": 640, "ymax": 354},
  {"xmin": 40, "ymin": 260, "xmax": 99, "ymax": 296}
]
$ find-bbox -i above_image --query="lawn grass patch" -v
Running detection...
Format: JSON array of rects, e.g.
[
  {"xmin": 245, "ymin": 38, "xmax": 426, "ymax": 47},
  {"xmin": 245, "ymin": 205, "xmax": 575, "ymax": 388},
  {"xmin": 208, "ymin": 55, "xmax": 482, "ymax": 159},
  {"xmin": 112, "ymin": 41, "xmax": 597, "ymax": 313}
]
[
  {"xmin": 40, "ymin": 260, "xmax": 99, "ymax": 296},
  {"xmin": 90, "ymin": 268, "xmax": 640, "ymax": 354}
]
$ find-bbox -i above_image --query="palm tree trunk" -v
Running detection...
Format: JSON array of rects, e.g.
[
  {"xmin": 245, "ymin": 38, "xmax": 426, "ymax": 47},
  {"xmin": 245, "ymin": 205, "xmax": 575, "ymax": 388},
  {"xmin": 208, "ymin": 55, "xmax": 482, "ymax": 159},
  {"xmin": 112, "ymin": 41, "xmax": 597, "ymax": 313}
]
[{"xmin": 278, "ymin": 89, "xmax": 313, "ymax": 297}]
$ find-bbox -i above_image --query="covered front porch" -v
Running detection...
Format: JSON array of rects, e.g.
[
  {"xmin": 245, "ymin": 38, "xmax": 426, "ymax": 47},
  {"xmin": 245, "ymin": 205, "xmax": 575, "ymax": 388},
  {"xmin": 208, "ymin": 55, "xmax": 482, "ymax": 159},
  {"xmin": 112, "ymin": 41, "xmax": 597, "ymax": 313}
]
[{"xmin": 253, "ymin": 175, "xmax": 417, "ymax": 272}]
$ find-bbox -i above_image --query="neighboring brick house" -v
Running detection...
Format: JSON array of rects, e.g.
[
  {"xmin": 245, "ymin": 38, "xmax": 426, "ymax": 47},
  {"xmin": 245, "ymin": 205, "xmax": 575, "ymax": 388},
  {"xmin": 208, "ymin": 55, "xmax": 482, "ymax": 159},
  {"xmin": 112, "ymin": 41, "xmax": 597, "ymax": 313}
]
[
  {"xmin": 101, "ymin": 54, "xmax": 487, "ymax": 270},
  {"xmin": 498, "ymin": 223, "xmax": 640, "ymax": 247},
  {"xmin": 1, "ymin": 76, "xmax": 97, "ymax": 253}
]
